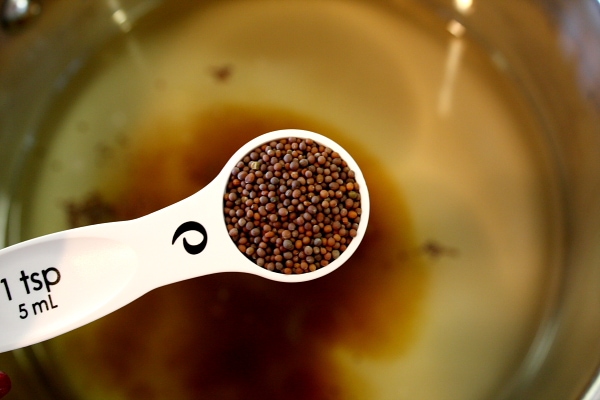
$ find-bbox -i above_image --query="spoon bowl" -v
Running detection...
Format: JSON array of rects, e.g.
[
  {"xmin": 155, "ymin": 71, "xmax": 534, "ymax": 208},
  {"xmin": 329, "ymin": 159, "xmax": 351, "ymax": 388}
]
[{"xmin": 0, "ymin": 129, "xmax": 369, "ymax": 352}]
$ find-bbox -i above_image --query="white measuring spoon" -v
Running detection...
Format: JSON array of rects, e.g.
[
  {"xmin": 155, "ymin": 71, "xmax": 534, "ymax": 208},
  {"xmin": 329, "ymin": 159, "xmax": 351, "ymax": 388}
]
[{"xmin": 0, "ymin": 129, "xmax": 369, "ymax": 353}]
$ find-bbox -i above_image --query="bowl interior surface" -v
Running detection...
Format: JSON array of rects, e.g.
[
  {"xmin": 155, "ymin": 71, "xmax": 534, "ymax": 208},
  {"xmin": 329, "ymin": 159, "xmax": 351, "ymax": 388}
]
[{"xmin": 0, "ymin": 0, "xmax": 599, "ymax": 399}]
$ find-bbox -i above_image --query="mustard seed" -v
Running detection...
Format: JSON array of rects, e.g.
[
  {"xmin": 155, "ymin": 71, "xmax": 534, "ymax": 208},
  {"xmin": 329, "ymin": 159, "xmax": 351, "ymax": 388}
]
[{"xmin": 224, "ymin": 137, "xmax": 362, "ymax": 274}]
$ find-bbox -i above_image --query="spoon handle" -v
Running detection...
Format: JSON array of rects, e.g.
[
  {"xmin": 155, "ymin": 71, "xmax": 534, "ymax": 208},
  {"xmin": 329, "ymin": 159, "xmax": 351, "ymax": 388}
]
[
  {"xmin": 0, "ymin": 179, "xmax": 240, "ymax": 352},
  {"xmin": 0, "ymin": 129, "xmax": 371, "ymax": 352},
  {"xmin": 0, "ymin": 220, "xmax": 142, "ymax": 352}
]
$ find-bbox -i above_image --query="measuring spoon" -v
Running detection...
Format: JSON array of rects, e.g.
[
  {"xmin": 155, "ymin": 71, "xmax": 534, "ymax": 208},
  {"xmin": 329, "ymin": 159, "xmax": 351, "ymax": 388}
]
[{"xmin": 0, "ymin": 129, "xmax": 369, "ymax": 353}]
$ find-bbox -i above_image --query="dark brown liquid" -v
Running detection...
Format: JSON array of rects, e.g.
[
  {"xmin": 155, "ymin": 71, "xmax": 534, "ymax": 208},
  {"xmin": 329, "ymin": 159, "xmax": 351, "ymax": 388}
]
[{"xmin": 47, "ymin": 104, "xmax": 428, "ymax": 400}]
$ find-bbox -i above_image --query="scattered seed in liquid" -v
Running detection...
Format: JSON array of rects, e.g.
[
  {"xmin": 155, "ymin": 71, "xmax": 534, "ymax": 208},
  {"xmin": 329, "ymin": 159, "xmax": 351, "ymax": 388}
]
[{"xmin": 224, "ymin": 137, "xmax": 362, "ymax": 274}]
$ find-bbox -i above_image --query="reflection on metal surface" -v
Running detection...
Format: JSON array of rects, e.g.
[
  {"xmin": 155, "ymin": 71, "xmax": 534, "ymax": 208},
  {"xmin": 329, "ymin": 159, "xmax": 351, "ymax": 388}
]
[
  {"xmin": 438, "ymin": 20, "xmax": 466, "ymax": 116},
  {"xmin": 556, "ymin": 0, "xmax": 600, "ymax": 109},
  {"xmin": 108, "ymin": 0, "xmax": 132, "ymax": 32},
  {"xmin": 447, "ymin": 19, "xmax": 466, "ymax": 37},
  {"xmin": 454, "ymin": 0, "xmax": 473, "ymax": 15},
  {"xmin": 111, "ymin": 9, "xmax": 131, "ymax": 32},
  {"xmin": 107, "ymin": 0, "xmax": 162, "ymax": 33},
  {"xmin": 1, "ymin": 0, "xmax": 41, "ymax": 31}
]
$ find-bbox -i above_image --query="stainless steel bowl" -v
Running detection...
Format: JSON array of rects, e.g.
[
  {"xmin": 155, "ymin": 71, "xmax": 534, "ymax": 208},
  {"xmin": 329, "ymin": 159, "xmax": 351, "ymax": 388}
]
[{"xmin": 0, "ymin": 0, "xmax": 599, "ymax": 399}]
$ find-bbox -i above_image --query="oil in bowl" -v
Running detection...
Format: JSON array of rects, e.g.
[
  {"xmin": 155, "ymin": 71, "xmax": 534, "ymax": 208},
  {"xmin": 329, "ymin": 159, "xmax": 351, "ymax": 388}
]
[{"xmin": 4, "ymin": 0, "xmax": 561, "ymax": 399}]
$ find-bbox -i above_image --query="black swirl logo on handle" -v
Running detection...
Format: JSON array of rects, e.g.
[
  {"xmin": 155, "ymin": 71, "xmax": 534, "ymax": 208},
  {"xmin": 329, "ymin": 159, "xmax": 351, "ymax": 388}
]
[{"xmin": 172, "ymin": 221, "xmax": 208, "ymax": 255}]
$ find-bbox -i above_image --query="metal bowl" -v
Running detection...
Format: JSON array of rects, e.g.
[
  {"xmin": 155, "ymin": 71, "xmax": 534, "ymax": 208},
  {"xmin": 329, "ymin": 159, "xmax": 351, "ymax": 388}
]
[{"xmin": 0, "ymin": 0, "xmax": 599, "ymax": 399}]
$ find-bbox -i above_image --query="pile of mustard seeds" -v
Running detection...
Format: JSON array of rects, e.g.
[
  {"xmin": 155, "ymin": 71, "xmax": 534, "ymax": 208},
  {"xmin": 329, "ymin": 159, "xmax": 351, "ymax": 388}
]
[{"xmin": 224, "ymin": 137, "xmax": 362, "ymax": 274}]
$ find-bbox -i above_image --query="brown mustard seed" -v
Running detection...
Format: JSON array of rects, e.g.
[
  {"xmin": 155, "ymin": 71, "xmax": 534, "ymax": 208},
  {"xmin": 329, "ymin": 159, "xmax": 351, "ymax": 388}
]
[{"xmin": 224, "ymin": 137, "xmax": 362, "ymax": 274}]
